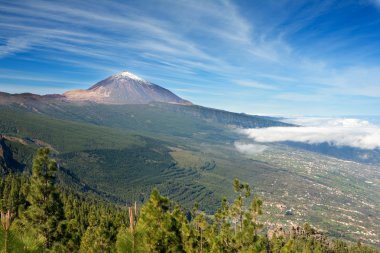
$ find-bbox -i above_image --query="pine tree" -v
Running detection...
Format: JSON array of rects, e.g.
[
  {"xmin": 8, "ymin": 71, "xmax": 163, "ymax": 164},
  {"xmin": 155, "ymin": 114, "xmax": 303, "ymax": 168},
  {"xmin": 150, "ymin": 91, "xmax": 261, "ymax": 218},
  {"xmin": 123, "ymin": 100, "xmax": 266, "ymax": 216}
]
[
  {"xmin": 232, "ymin": 178, "xmax": 251, "ymax": 233},
  {"xmin": 192, "ymin": 206, "xmax": 208, "ymax": 253},
  {"xmin": 1, "ymin": 174, "xmax": 22, "ymax": 253},
  {"xmin": 137, "ymin": 188, "xmax": 185, "ymax": 252},
  {"xmin": 1, "ymin": 210, "xmax": 13, "ymax": 253},
  {"xmin": 79, "ymin": 218, "xmax": 115, "ymax": 253},
  {"xmin": 128, "ymin": 202, "xmax": 138, "ymax": 253},
  {"xmin": 250, "ymin": 195, "xmax": 263, "ymax": 236},
  {"xmin": 22, "ymin": 148, "xmax": 64, "ymax": 249}
]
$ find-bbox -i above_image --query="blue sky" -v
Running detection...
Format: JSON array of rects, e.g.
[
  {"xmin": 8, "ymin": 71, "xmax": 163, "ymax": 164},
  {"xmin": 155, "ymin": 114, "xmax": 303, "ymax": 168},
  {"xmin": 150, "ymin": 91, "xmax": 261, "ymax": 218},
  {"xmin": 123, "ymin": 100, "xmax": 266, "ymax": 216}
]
[{"xmin": 1, "ymin": 0, "xmax": 380, "ymax": 116}]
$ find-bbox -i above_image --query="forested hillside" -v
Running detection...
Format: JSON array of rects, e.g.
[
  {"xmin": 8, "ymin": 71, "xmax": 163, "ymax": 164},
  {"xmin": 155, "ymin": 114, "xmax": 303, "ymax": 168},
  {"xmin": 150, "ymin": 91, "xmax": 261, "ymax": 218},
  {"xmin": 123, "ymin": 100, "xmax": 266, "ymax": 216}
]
[
  {"xmin": 0, "ymin": 103, "xmax": 379, "ymax": 246},
  {"xmin": 0, "ymin": 149, "xmax": 378, "ymax": 252},
  {"xmin": 0, "ymin": 104, "xmax": 288, "ymax": 212}
]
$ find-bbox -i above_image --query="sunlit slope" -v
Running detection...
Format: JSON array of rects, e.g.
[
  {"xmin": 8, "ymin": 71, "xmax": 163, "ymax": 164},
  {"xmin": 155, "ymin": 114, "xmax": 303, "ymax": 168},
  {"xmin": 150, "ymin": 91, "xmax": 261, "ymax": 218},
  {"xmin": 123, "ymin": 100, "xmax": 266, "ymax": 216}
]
[
  {"xmin": 0, "ymin": 103, "xmax": 289, "ymax": 212},
  {"xmin": 1, "ymin": 104, "xmax": 378, "ymax": 245},
  {"xmin": 0, "ymin": 102, "xmax": 281, "ymax": 206}
]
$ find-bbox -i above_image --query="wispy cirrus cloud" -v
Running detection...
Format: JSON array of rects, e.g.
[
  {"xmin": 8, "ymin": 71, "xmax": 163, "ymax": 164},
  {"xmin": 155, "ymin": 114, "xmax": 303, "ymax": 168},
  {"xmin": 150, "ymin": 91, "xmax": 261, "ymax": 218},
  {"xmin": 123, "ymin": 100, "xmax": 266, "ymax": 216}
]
[
  {"xmin": 1, "ymin": 0, "xmax": 380, "ymax": 115},
  {"xmin": 0, "ymin": 37, "xmax": 32, "ymax": 57},
  {"xmin": 236, "ymin": 80, "xmax": 278, "ymax": 90},
  {"xmin": 369, "ymin": 0, "xmax": 380, "ymax": 9},
  {"xmin": 274, "ymin": 93, "xmax": 323, "ymax": 102},
  {"xmin": 0, "ymin": 0, "xmax": 244, "ymax": 86}
]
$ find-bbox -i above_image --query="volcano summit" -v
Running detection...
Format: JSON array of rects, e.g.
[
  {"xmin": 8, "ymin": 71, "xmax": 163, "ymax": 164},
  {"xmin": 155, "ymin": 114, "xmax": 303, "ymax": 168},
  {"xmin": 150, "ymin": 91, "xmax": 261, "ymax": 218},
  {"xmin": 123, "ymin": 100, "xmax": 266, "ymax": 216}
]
[{"xmin": 64, "ymin": 71, "xmax": 191, "ymax": 105}]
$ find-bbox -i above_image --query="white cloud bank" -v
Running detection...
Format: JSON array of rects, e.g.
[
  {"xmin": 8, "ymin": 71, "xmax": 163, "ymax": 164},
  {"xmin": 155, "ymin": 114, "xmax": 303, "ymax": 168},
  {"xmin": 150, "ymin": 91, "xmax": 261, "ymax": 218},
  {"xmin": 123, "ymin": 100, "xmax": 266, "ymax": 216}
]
[
  {"xmin": 234, "ymin": 142, "xmax": 268, "ymax": 155},
  {"xmin": 238, "ymin": 118, "xmax": 380, "ymax": 150}
]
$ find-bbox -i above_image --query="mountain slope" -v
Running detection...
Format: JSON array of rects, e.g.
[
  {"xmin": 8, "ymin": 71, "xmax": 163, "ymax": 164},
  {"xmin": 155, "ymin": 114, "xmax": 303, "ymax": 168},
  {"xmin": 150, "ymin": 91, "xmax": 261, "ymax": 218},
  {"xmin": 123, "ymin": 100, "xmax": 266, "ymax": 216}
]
[
  {"xmin": 1, "ymin": 106, "xmax": 379, "ymax": 245},
  {"xmin": 64, "ymin": 71, "xmax": 191, "ymax": 105},
  {"xmin": 1, "ymin": 71, "xmax": 378, "ymax": 245},
  {"xmin": 0, "ymin": 70, "xmax": 288, "ymax": 130}
]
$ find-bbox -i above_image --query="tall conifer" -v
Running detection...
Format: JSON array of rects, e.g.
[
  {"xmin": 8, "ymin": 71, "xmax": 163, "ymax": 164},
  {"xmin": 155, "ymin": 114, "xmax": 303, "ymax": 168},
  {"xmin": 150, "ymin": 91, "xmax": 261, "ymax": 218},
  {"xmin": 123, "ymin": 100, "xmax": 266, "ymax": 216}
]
[{"xmin": 23, "ymin": 148, "xmax": 64, "ymax": 249}]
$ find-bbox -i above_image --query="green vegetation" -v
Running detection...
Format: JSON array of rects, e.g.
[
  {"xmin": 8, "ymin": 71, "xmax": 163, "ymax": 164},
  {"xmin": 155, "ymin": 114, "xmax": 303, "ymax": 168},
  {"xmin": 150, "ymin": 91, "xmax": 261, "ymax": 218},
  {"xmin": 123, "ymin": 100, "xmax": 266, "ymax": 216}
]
[
  {"xmin": 0, "ymin": 108, "xmax": 141, "ymax": 153},
  {"xmin": 1, "ymin": 149, "xmax": 129, "ymax": 252},
  {"xmin": 0, "ymin": 149, "xmax": 379, "ymax": 252},
  {"xmin": 0, "ymin": 106, "xmax": 234, "ymax": 210},
  {"xmin": 0, "ymin": 103, "xmax": 379, "ymax": 246},
  {"xmin": 22, "ymin": 148, "xmax": 64, "ymax": 249}
]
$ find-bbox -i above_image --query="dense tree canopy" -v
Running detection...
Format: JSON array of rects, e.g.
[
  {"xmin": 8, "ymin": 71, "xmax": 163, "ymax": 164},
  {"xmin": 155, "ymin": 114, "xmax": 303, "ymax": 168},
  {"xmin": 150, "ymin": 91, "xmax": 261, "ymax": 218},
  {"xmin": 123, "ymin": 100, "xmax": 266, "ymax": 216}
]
[{"xmin": 0, "ymin": 149, "xmax": 379, "ymax": 252}]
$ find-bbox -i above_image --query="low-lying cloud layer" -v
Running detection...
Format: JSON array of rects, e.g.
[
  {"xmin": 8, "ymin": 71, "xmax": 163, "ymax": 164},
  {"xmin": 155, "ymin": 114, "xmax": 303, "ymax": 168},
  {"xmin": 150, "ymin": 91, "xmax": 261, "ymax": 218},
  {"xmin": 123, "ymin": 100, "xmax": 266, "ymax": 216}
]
[
  {"xmin": 234, "ymin": 142, "xmax": 268, "ymax": 155},
  {"xmin": 238, "ymin": 117, "xmax": 380, "ymax": 150}
]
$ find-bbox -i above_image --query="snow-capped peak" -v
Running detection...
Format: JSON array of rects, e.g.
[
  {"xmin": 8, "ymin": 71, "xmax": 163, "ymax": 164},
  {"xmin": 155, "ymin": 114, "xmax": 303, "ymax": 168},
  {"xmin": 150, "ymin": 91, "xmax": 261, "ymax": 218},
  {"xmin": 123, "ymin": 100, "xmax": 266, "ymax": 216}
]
[
  {"xmin": 64, "ymin": 70, "xmax": 192, "ymax": 105},
  {"xmin": 115, "ymin": 71, "xmax": 146, "ymax": 82}
]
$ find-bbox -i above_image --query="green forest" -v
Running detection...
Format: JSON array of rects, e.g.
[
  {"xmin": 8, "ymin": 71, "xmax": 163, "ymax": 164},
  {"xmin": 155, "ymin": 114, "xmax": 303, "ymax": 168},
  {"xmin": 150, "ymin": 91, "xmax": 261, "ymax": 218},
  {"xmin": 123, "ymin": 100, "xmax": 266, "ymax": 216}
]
[{"xmin": 1, "ymin": 149, "xmax": 378, "ymax": 253}]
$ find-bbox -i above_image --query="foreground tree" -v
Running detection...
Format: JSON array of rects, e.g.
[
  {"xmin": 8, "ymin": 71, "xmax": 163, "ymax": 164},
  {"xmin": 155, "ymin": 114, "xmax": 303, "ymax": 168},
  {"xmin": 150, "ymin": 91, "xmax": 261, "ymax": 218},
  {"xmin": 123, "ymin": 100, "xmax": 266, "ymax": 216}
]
[
  {"xmin": 22, "ymin": 148, "xmax": 64, "ymax": 249},
  {"xmin": 0, "ymin": 174, "xmax": 26, "ymax": 253},
  {"xmin": 1, "ymin": 210, "xmax": 13, "ymax": 253},
  {"xmin": 79, "ymin": 217, "xmax": 116, "ymax": 253},
  {"xmin": 1, "ymin": 147, "xmax": 379, "ymax": 253},
  {"xmin": 137, "ymin": 188, "xmax": 185, "ymax": 252}
]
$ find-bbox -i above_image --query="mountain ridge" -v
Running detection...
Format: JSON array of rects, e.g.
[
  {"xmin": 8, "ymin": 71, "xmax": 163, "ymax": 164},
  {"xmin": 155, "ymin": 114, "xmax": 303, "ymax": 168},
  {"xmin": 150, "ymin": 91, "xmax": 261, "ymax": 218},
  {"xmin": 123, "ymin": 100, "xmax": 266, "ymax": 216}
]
[
  {"xmin": 0, "ymin": 74, "xmax": 379, "ymax": 246},
  {"xmin": 0, "ymin": 71, "xmax": 289, "ymax": 129}
]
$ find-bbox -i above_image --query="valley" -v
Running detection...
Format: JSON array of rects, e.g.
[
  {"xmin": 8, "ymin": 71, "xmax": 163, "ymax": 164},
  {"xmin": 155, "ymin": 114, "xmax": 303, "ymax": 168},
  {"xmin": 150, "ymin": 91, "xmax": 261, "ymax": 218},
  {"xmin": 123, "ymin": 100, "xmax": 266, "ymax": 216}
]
[
  {"xmin": 1, "ymin": 100, "xmax": 379, "ymax": 246},
  {"xmin": 2, "ymin": 1, "xmax": 380, "ymax": 251},
  {"xmin": 239, "ymin": 145, "xmax": 380, "ymax": 245}
]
